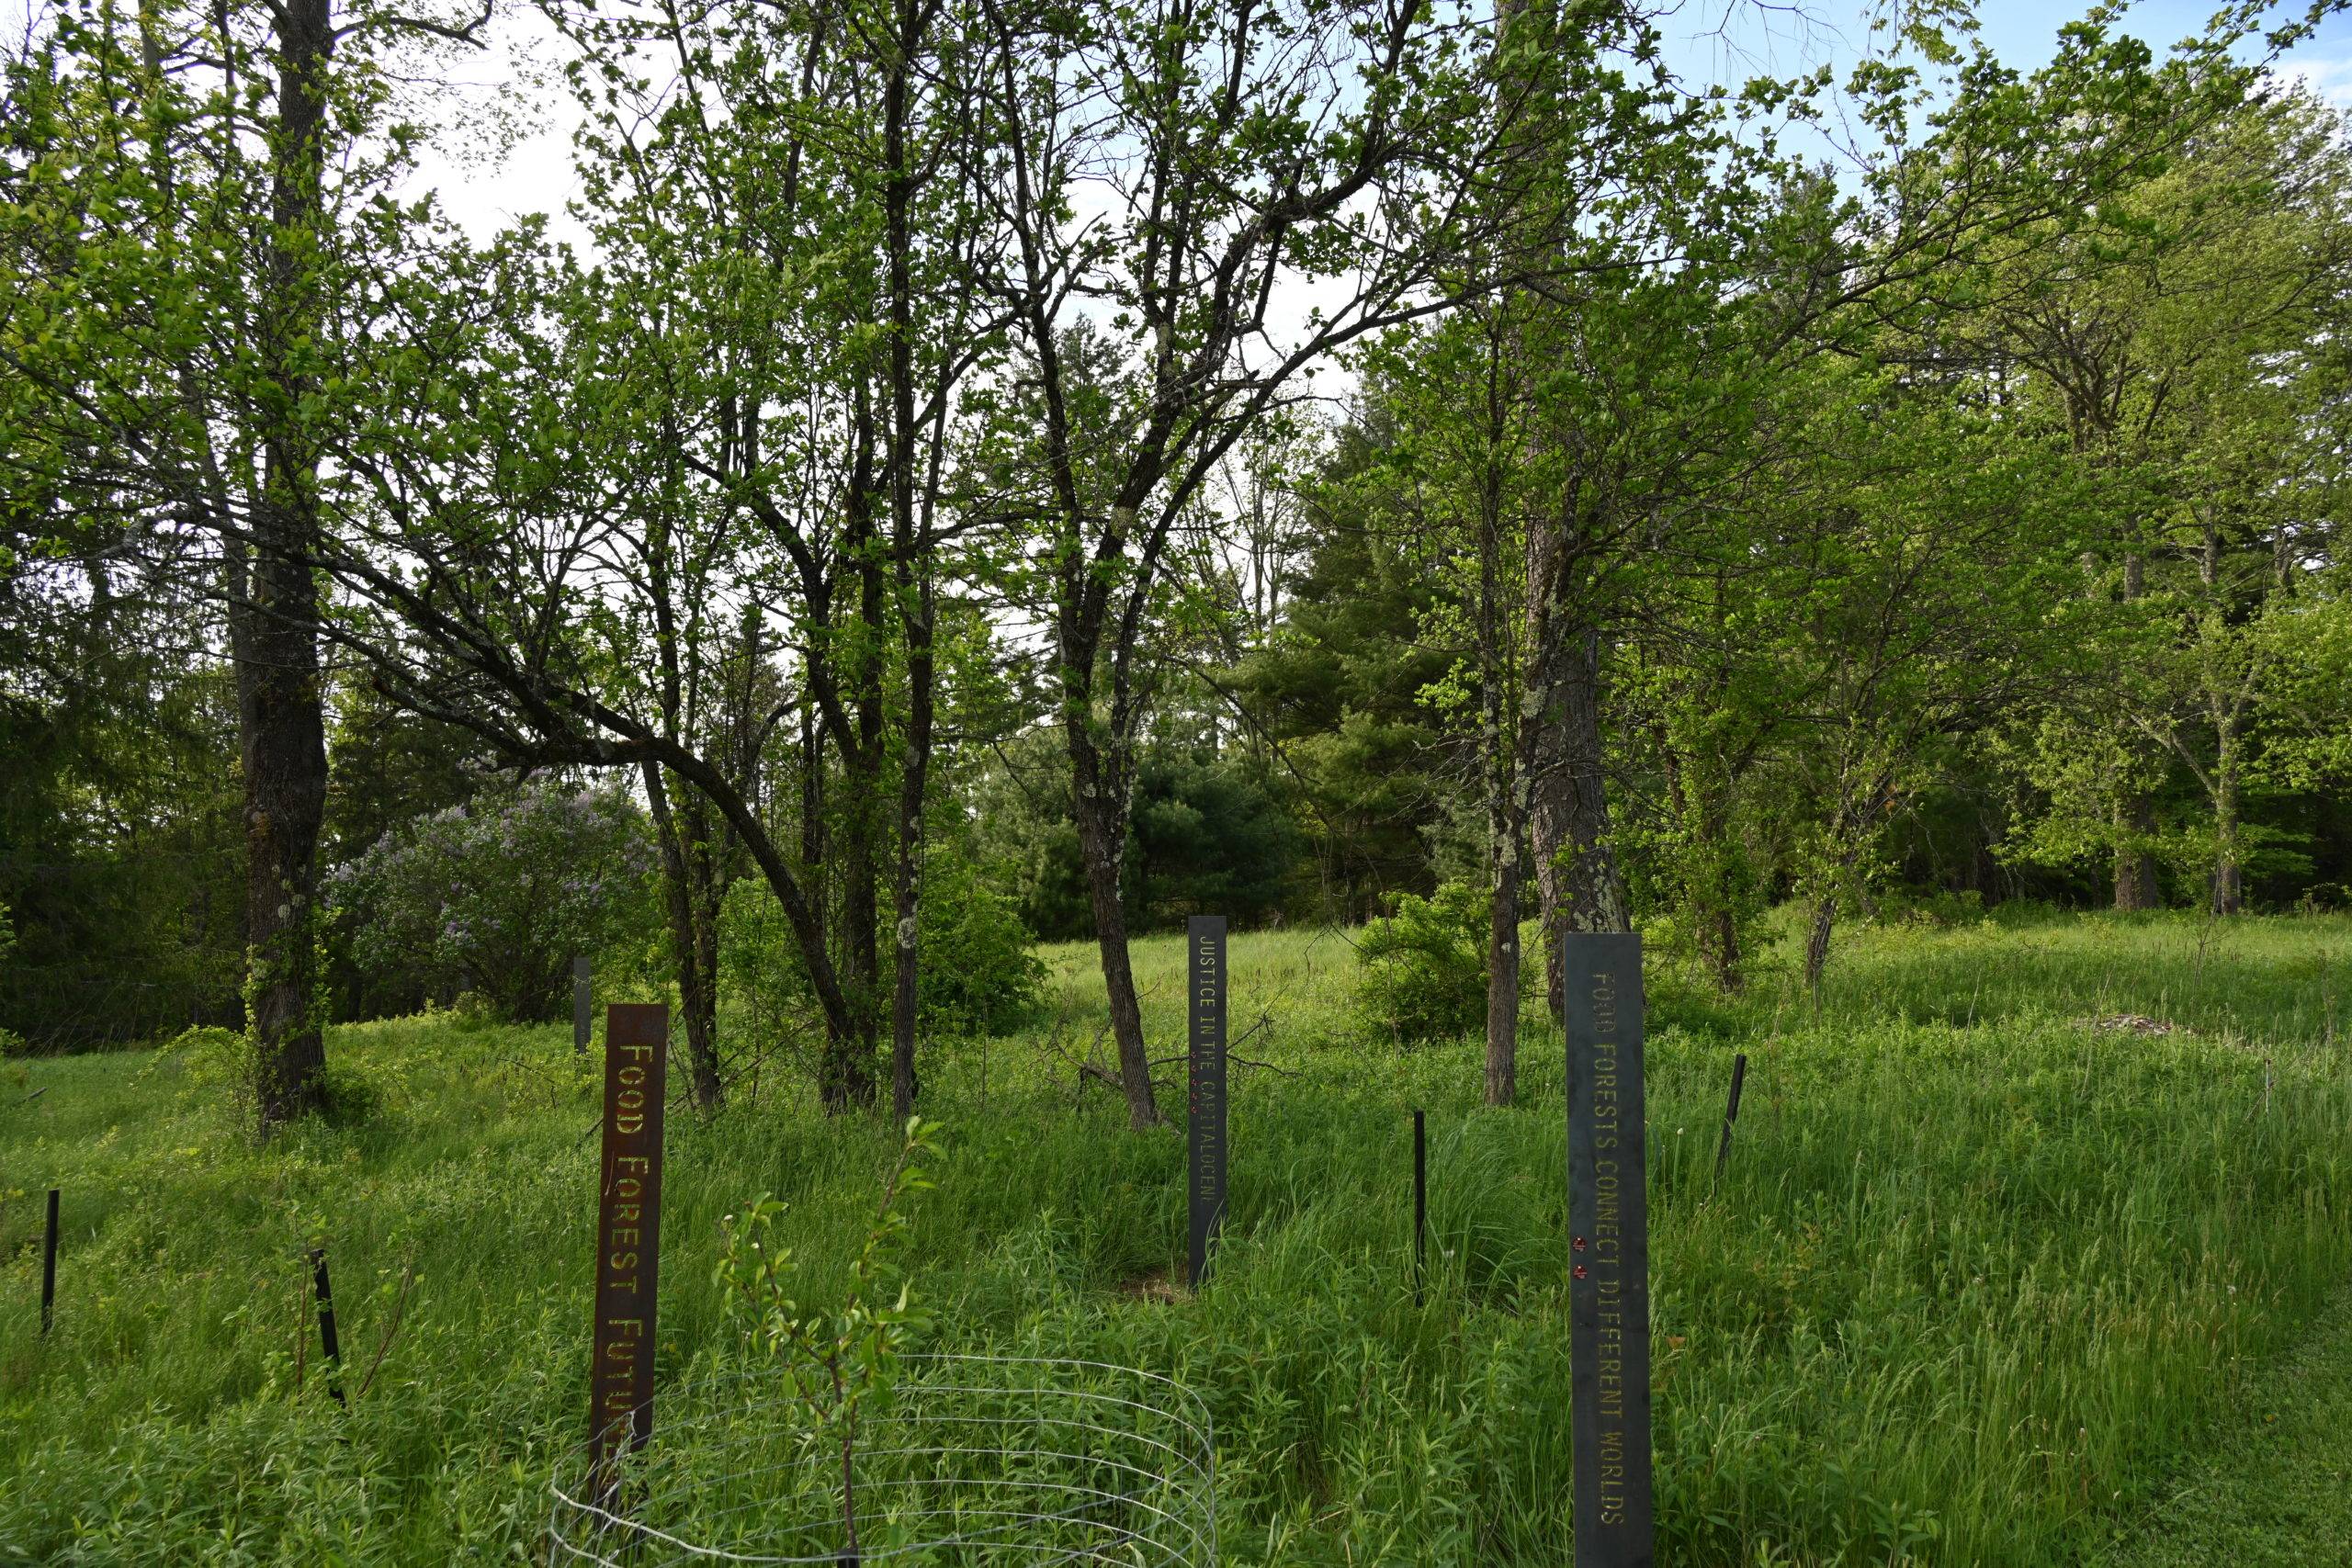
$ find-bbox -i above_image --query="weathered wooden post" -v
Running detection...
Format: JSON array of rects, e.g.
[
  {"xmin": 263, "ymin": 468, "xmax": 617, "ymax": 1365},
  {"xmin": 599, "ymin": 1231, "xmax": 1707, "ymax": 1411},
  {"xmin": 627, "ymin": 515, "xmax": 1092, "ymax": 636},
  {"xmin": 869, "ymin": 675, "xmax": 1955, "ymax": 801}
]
[
  {"xmin": 1188, "ymin": 916, "xmax": 1227, "ymax": 1289},
  {"xmin": 1564, "ymin": 931, "xmax": 1655, "ymax": 1566},
  {"xmin": 590, "ymin": 1002, "xmax": 669, "ymax": 1503}
]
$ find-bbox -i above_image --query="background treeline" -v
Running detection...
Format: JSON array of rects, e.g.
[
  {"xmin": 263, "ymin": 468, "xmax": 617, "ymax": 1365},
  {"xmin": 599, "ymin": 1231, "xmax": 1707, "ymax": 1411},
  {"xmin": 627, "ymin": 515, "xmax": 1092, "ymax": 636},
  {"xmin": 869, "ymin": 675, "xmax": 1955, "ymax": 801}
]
[{"xmin": 2, "ymin": 0, "xmax": 2348, "ymax": 1121}]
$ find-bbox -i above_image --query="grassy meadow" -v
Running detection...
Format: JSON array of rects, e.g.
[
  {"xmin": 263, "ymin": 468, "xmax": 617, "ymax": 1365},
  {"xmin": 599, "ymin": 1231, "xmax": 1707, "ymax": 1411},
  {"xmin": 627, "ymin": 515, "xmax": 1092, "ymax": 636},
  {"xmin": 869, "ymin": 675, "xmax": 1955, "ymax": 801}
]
[{"xmin": 2, "ymin": 909, "xmax": 2350, "ymax": 1565}]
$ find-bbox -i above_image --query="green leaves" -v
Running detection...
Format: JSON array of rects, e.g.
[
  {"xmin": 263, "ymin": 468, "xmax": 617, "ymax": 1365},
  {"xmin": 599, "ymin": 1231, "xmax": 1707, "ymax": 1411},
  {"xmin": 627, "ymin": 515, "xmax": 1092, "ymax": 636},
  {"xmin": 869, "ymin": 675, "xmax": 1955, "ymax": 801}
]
[{"xmin": 712, "ymin": 1117, "xmax": 943, "ymax": 1537}]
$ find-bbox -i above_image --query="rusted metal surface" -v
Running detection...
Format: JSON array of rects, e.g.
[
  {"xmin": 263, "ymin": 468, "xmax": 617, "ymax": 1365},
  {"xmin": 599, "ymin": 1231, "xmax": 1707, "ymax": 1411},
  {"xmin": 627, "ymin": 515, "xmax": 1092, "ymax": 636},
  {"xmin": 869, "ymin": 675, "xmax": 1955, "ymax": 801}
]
[{"xmin": 589, "ymin": 1002, "xmax": 668, "ymax": 1500}]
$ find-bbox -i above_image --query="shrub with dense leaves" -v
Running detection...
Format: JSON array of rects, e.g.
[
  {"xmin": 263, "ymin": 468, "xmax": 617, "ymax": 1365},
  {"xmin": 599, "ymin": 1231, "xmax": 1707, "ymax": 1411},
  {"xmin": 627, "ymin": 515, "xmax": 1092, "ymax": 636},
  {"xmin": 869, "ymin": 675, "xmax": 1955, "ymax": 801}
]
[
  {"xmin": 915, "ymin": 853, "xmax": 1047, "ymax": 1037},
  {"xmin": 327, "ymin": 782, "xmax": 659, "ymax": 1022},
  {"xmin": 1354, "ymin": 880, "xmax": 1488, "ymax": 1043},
  {"xmin": 719, "ymin": 845, "xmax": 1045, "ymax": 1076}
]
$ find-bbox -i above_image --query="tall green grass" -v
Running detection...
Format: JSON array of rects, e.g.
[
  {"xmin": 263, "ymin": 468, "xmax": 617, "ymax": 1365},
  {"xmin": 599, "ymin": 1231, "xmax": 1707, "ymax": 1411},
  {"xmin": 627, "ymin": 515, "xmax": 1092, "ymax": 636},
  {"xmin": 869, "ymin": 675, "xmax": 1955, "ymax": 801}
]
[{"xmin": 1, "ymin": 911, "xmax": 2347, "ymax": 1564}]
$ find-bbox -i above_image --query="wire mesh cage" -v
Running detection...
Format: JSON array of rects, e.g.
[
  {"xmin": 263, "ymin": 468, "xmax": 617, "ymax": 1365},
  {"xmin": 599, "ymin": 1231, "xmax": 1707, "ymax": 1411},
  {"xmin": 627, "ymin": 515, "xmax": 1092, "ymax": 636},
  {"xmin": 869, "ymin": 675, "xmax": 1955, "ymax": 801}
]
[{"xmin": 548, "ymin": 1354, "xmax": 1217, "ymax": 1566}]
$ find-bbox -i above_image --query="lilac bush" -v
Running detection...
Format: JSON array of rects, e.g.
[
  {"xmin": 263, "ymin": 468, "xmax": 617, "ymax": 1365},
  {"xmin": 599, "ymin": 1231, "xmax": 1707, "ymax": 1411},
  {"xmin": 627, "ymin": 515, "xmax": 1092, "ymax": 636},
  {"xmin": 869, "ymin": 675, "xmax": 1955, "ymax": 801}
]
[{"xmin": 328, "ymin": 781, "xmax": 660, "ymax": 1021}]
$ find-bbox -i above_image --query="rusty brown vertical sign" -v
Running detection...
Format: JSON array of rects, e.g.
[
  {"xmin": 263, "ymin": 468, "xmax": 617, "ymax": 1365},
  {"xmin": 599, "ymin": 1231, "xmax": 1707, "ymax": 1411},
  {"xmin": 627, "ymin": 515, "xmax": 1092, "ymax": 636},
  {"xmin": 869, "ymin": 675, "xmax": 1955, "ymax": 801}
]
[{"xmin": 589, "ymin": 1002, "xmax": 668, "ymax": 1500}]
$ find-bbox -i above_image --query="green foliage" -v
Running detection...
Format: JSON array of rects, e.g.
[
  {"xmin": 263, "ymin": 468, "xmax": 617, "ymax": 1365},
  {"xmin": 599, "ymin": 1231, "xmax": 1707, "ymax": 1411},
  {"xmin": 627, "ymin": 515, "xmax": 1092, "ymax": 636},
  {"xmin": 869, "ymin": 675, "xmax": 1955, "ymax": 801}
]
[
  {"xmin": 313, "ymin": 1061, "xmax": 389, "ymax": 1131},
  {"xmin": 714, "ymin": 1119, "xmax": 941, "ymax": 1549},
  {"xmin": 1873, "ymin": 886, "xmax": 1987, "ymax": 931},
  {"xmin": 322, "ymin": 682, "xmax": 489, "ymax": 1021},
  {"xmin": 716, "ymin": 874, "xmax": 814, "ymax": 1078},
  {"xmin": 969, "ymin": 733, "xmax": 1310, "ymax": 941},
  {"xmin": 327, "ymin": 782, "xmax": 659, "ymax": 1024},
  {"xmin": 1128, "ymin": 752, "xmax": 1305, "ymax": 929},
  {"xmin": 144, "ymin": 1023, "xmax": 250, "ymax": 1102},
  {"xmin": 1227, "ymin": 423, "xmax": 1464, "ymax": 919},
  {"xmin": 0, "ymin": 902, "xmax": 18, "ymax": 1057},
  {"xmin": 914, "ymin": 858, "xmax": 1046, "ymax": 1038},
  {"xmin": 1354, "ymin": 882, "xmax": 1489, "ymax": 1043},
  {"xmin": 719, "ymin": 849, "xmax": 1043, "ymax": 1068},
  {"xmin": 0, "ymin": 656, "xmax": 244, "ymax": 1051}
]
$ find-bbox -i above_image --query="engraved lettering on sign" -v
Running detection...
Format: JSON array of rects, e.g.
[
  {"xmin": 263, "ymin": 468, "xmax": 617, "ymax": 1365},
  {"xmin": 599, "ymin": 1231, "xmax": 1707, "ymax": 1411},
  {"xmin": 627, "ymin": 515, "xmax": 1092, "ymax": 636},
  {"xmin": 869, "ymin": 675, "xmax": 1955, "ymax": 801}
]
[
  {"xmin": 590, "ymin": 1004, "xmax": 668, "ymax": 1503},
  {"xmin": 1188, "ymin": 916, "xmax": 1227, "ymax": 1287},
  {"xmin": 1566, "ymin": 934, "xmax": 1653, "ymax": 1566}
]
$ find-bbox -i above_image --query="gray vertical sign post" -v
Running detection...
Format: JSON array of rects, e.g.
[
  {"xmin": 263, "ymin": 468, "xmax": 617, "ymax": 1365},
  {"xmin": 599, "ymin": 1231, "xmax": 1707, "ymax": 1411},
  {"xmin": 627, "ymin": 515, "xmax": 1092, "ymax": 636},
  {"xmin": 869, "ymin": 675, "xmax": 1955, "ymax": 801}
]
[
  {"xmin": 572, "ymin": 955, "xmax": 593, "ymax": 1055},
  {"xmin": 1563, "ymin": 931, "xmax": 1655, "ymax": 1566},
  {"xmin": 1187, "ymin": 916, "xmax": 1227, "ymax": 1289}
]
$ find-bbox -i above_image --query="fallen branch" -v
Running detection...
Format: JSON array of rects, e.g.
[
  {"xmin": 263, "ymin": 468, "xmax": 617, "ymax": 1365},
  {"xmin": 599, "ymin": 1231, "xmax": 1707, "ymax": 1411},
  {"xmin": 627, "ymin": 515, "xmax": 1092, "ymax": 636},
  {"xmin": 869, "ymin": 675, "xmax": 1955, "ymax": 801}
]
[
  {"xmin": 356, "ymin": 1259, "xmax": 419, "ymax": 1401},
  {"xmin": 1230, "ymin": 1053, "xmax": 1301, "ymax": 1078}
]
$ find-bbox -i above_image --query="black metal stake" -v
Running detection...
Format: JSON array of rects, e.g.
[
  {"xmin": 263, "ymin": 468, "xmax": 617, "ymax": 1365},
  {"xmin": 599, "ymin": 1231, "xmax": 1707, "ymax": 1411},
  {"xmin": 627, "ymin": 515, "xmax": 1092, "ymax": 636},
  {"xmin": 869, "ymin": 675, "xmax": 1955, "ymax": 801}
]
[
  {"xmin": 40, "ymin": 1188, "xmax": 58, "ymax": 1336},
  {"xmin": 1713, "ymin": 1052, "xmax": 1749, "ymax": 1190},
  {"xmin": 1412, "ymin": 1110, "xmax": 1427, "ymax": 1305},
  {"xmin": 310, "ymin": 1247, "xmax": 347, "ymax": 1407}
]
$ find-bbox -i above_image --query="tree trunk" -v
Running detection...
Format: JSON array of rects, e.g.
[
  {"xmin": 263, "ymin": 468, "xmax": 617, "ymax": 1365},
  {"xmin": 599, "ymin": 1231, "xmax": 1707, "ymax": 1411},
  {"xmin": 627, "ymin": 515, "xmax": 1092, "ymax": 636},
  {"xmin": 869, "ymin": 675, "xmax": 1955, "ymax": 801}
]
[
  {"xmin": 1485, "ymin": 829, "xmax": 1521, "ymax": 1107},
  {"xmin": 789, "ymin": 697, "xmax": 875, "ymax": 1112},
  {"xmin": 828, "ymin": 595, "xmax": 886, "ymax": 1115},
  {"xmin": 889, "ymin": 707, "xmax": 927, "ymax": 1119},
  {"xmin": 2113, "ymin": 552, "xmax": 2162, "ymax": 911},
  {"xmin": 800, "ymin": 699, "xmax": 827, "ymax": 887},
  {"xmin": 1702, "ymin": 903, "xmax": 1743, "ymax": 993},
  {"xmin": 884, "ymin": 23, "xmax": 932, "ymax": 1122},
  {"xmin": 1529, "ymin": 626, "xmax": 1628, "ymax": 1018},
  {"xmin": 830, "ymin": 792, "xmax": 880, "ymax": 1112},
  {"xmin": 1804, "ymin": 774, "xmax": 1890, "ymax": 995},
  {"xmin": 1069, "ymin": 737, "xmax": 1159, "ymax": 1128},
  {"xmin": 1478, "ymin": 478, "xmax": 1520, "ymax": 1106},
  {"xmin": 643, "ymin": 763, "xmax": 724, "ymax": 1111},
  {"xmin": 244, "ymin": 0, "xmax": 335, "ymax": 1133},
  {"xmin": 1692, "ymin": 785, "xmax": 1744, "ymax": 993},
  {"xmin": 1532, "ymin": 719, "xmax": 1567, "ymax": 1022},
  {"xmin": 2113, "ymin": 792, "xmax": 2162, "ymax": 912},
  {"xmin": 2211, "ymin": 718, "xmax": 2243, "ymax": 917},
  {"xmin": 1803, "ymin": 894, "xmax": 1837, "ymax": 996},
  {"xmin": 237, "ymin": 522, "xmax": 330, "ymax": 1128}
]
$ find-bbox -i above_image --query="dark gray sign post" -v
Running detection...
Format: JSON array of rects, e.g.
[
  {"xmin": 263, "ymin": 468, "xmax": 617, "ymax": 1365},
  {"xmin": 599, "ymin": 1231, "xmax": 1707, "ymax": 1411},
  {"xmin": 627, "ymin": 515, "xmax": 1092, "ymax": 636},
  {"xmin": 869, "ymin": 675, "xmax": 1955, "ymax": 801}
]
[
  {"xmin": 1187, "ymin": 915, "xmax": 1227, "ymax": 1289},
  {"xmin": 1563, "ymin": 931, "xmax": 1655, "ymax": 1566},
  {"xmin": 572, "ymin": 955, "xmax": 593, "ymax": 1055},
  {"xmin": 590, "ymin": 1002, "xmax": 668, "ymax": 1503}
]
